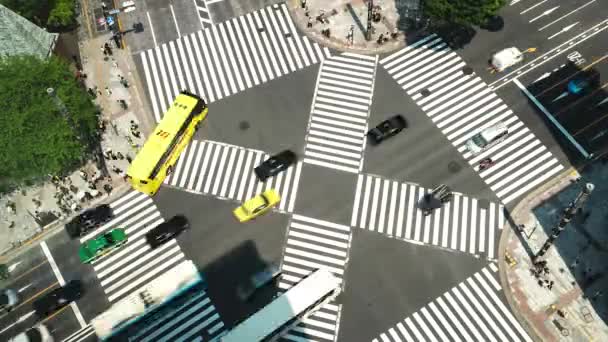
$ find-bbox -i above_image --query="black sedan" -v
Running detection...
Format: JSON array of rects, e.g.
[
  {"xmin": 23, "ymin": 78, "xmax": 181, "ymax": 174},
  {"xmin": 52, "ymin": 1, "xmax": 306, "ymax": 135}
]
[
  {"xmin": 33, "ymin": 280, "xmax": 83, "ymax": 318},
  {"xmin": 65, "ymin": 204, "xmax": 113, "ymax": 239},
  {"xmin": 367, "ymin": 115, "xmax": 407, "ymax": 145},
  {"xmin": 254, "ymin": 150, "xmax": 297, "ymax": 182},
  {"xmin": 146, "ymin": 215, "xmax": 189, "ymax": 249}
]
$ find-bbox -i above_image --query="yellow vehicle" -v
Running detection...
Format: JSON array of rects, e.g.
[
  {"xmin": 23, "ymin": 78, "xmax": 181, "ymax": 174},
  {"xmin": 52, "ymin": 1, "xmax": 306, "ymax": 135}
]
[
  {"xmin": 127, "ymin": 91, "xmax": 208, "ymax": 195},
  {"xmin": 233, "ymin": 189, "xmax": 281, "ymax": 222}
]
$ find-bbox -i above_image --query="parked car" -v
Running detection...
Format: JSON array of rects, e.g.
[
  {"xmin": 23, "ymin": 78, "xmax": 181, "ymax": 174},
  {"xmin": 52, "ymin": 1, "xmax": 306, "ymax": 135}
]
[
  {"xmin": 237, "ymin": 263, "xmax": 282, "ymax": 301},
  {"xmin": 254, "ymin": 150, "xmax": 297, "ymax": 182},
  {"xmin": 233, "ymin": 189, "xmax": 281, "ymax": 223},
  {"xmin": 465, "ymin": 122, "xmax": 509, "ymax": 155},
  {"xmin": 79, "ymin": 228, "xmax": 127, "ymax": 264},
  {"xmin": 146, "ymin": 215, "xmax": 189, "ymax": 249},
  {"xmin": 367, "ymin": 115, "xmax": 407, "ymax": 145},
  {"xmin": 65, "ymin": 204, "xmax": 113, "ymax": 239},
  {"xmin": 9, "ymin": 324, "xmax": 53, "ymax": 342},
  {"xmin": 33, "ymin": 280, "xmax": 83, "ymax": 318},
  {"xmin": 0, "ymin": 288, "xmax": 18, "ymax": 312}
]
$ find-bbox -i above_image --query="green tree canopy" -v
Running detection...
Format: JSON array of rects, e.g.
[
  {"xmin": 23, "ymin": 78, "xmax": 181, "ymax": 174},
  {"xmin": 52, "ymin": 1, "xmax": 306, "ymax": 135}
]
[
  {"xmin": 0, "ymin": 55, "xmax": 99, "ymax": 191},
  {"xmin": 423, "ymin": 0, "xmax": 507, "ymax": 26}
]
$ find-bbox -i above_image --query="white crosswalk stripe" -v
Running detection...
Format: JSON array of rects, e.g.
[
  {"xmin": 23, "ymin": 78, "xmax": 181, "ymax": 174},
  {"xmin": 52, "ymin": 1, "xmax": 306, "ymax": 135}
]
[
  {"xmin": 278, "ymin": 214, "xmax": 351, "ymax": 341},
  {"xmin": 194, "ymin": 0, "xmax": 215, "ymax": 29},
  {"xmin": 303, "ymin": 53, "xmax": 378, "ymax": 174},
  {"xmin": 380, "ymin": 34, "xmax": 564, "ymax": 205},
  {"xmin": 351, "ymin": 174, "xmax": 504, "ymax": 260},
  {"xmin": 163, "ymin": 140, "xmax": 303, "ymax": 212},
  {"xmin": 62, "ymin": 324, "xmax": 95, "ymax": 342},
  {"xmin": 372, "ymin": 263, "xmax": 533, "ymax": 342},
  {"xmin": 139, "ymin": 3, "xmax": 331, "ymax": 122}
]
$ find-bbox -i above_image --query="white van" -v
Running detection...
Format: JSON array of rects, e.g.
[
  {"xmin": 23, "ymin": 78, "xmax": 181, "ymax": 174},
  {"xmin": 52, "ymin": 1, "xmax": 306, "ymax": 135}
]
[
  {"xmin": 9, "ymin": 324, "xmax": 53, "ymax": 342},
  {"xmin": 466, "ymin": 122, "xmax": 509, "ymax": 155}
]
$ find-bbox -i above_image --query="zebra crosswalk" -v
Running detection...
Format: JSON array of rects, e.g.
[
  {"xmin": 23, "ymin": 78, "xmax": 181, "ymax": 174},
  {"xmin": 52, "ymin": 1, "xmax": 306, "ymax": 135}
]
[
  {"xmin": 193, "ymin": 0, "xmax": 216, "ymax": 29},
  {"xmin": 62, "ymin": 324, "xmax": 95, "ymax": 342},
  {"xmin": 163, "ymin": 140, "xmax": 303, "ymax": 212},
  {"xmin": 139, "ymin": 2, "xmax": 331, "ymax": 122},
  {"xmin": 77, "ymin": 191, "xmax": 224, "ymax": 341},
  {"xmin": 303, "ymin": 53, "xmax": 378, "ymax": 174},
  {"xmin": 351, "ymin": 174, "xmax": 504, "ymax": 260},
  {"xmin": 380, "ymin": 34, "xmax": 564, "ymax": 205},
  {"xmin": 278, "ymin": 214, "xmax": 352, "ymax": 341},
  {"xmin": 372, "ymin": 263, "xmax": 532, "ymax": 342}
]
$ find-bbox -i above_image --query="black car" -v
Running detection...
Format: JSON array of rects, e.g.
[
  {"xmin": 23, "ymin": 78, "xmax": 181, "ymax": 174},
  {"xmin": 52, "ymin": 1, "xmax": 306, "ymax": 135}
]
[
  {"xmin": 65, "ymin": 204, "xmax": 113, "ymax": 239},
  {"xmin": 254, "ymin": 150, "xmax": 297, "ymax": 182},
  {"xmin": 367, "ymin": 115, "xmax": 407, "ymax": 145},
  {"xmin": 33, "ymin": 280, "xmax": 83, "ymax": 318},
  {"xmin": 146, "ymin": 215, "xmax": 189, "ymax": 249}
]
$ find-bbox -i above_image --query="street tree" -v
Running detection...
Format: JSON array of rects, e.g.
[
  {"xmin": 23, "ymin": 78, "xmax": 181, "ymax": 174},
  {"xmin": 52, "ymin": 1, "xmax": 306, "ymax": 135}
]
[
  {"xmin": 0, "ymin": 55, "xmax": 99, "ymax": 192},
  {"xmin": 422, "ymin": 0, "xmax": 507, "ymax": 26}
]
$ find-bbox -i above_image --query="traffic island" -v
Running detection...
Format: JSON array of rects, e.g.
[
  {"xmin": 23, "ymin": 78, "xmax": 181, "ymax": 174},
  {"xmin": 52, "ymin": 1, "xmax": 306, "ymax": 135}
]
[
  {"xmin": 499, "ymin": 165, "xmax": 608, "ymax": 341},
  {"xmin": 287, "ymin": 0, "xmax": 424, "ymax": 54}
]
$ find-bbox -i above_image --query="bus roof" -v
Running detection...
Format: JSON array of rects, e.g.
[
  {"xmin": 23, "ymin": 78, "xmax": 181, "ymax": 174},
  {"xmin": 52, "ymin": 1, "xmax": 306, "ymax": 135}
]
[
  {"xmin": 221, "ymin": 269, "xmax": 340, "ymax": 342},
  {"xmin": 128, "ymin": 93, "xmax": 201, "ymax": 179}
]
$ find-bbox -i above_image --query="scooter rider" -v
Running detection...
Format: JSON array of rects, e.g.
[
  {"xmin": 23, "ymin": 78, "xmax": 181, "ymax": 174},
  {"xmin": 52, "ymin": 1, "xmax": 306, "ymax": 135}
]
[{"xmin": 479, "ymin": 158, "xmax": 495, "ymax": 170}]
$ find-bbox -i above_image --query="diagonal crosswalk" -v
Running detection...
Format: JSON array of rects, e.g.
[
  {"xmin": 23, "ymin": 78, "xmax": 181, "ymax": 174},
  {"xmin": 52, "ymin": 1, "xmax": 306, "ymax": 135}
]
[
  {"xmin": 372, "ymin": 263, "xmax": 533, "ymax": 342},
  {"xmin": 303, "ymin": 53, "xmax": 378, "ymax": 174},
  {"xmin": 139, "ymin": 2, "xmax": 331, "ymax": 122},
  {"xmin": 278, "ymin": 214, "xmax": 352, "ymax": 342},
  {"xmin": 380, "ymin": 34, "xmax": 564, "ymax": 205},
  {"xmin": 163, "ymin": 140, "xmax": 303, "ymax": 212},
  {"xmin": 351, "ymin": 174, "xmax": 504, "ymax": 260}
]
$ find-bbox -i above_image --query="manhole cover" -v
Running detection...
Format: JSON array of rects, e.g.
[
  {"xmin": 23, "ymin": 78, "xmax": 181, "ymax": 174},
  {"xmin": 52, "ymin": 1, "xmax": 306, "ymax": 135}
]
[
  {"xmin": 448, "ymin": 161, "xmax": 462, "ymax": 173},
  {"xmin": 462, "ymin": 66, "xmax": 474, "ymax": 75},
  {"xmin": 420, "ymin": 88, "xmax": 431, "ymax": 97},
  {"xmin": 239, "ymin": 121, "xmax": 250, "ymax": 130}
]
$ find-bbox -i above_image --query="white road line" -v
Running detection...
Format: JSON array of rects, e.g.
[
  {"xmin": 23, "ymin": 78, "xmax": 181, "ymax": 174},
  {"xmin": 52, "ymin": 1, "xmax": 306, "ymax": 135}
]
[
  {"xmin": 539, "ymin": 0, "xmax": 597, "ymax": 31},
  {"xmin": 169, "ymin": 4, "xmax": 181, "ymax": 38},
  {"xmin": 520, "ymin": 0, "xmax": 547, "ymax": 14},
  {"xmin": 41, "ymin": 241, "xmax": 86, "ymax": 328},
  {"xmin": 146, "ymin": 12, "xmax": 158, "ymax": 48}
]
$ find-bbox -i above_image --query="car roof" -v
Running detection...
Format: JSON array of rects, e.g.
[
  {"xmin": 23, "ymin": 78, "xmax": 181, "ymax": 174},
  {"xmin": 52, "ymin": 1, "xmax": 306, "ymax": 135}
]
[{"xmin": 480, "ymin": 122, "xmax": 507, "ymax": 140}]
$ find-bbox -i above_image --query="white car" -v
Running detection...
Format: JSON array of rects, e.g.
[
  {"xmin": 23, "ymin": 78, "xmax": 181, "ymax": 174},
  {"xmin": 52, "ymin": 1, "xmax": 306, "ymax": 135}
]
[
  {"xmin": 9, "ymin": 324, "xmax": 53, "ymax": 342},
  {"xmin": 466, "ymin": 122, "xmax": 509, "ymax": 155}
]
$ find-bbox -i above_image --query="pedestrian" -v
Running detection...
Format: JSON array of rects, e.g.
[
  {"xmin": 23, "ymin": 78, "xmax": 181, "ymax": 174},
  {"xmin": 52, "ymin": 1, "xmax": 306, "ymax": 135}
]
[
  {"xmin": 105, "ymin": 86, "xmax": 112, "ymax": 96},
  {"xmin": 307, "ymin": 17, "xmax": 313, "ymax": 28},
  {"xmin": 101, "ymin": 46, "xmax": 107, "ymax": 55},
  {"xmin": 126, "ymin": 155, "xmax": 133, "ymax": 164},
  {"xmin": 112, "ymin": 61, "xmax": 118, "ymax": 69},
  {"xmin": 79, "ymin": 170, "xmax": 87, "ymax": 180},
  {"xmin": 548, "ymin": 281, "xmax": 554, "ymax": 290},
  {"xmin": 104, "ymin": 148, "xmax": 112, "ymax": 159},
  {"xmin": 116, "ymin": 152, "xmax": 124, "ymax": 160},
  {"xmin": 111, "ymin": 152, "xmax": 118, "ymax": 160},
  {"xmin": 104, "ymin": 184, "xmax": 113, "ymax": 194}
]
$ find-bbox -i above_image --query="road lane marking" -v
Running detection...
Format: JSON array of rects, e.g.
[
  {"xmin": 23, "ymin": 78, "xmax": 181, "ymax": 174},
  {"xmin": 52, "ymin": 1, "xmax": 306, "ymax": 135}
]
[
  {"xmin": 146, "ymin": 11, "xmax": 158, "ymax": 48},
  {"xmin": 539, "ymin": 0, "xmax": 597, "ymax": 31},
  {"xmin": 529, "ymin": 6, "xmax": 559, "ymax": 23},
  {"xmin": 40, "ymin": 242, "xmax": 87, "ymax": 328},
  {"xmin": 520, "ymin": 0, "xmax": 547, "ymax": 14},
  {"xmin": 170, "ymin": 4, "xmax": 181, "ymax": 38},
  {"xmin": 9, "ymin": 260, "xmax": 48, "ymax": 283},
  {"xmin": 0, "ymin": 310, "xmax": 36, "ymax": 334},
  {"xmin": 548, "ymin": 22, "xmax": 579, "ymax": 40},
  {"xmin": 0, "ymin": 282, "xmax": 58, "ymax": 321},
  {"xmin": 513, "ymin": 78, "xmax": 591, "ymax": 159}
]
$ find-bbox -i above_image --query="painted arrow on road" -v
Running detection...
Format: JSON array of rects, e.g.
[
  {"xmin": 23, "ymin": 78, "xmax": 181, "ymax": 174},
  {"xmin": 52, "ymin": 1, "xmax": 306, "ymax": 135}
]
[
  {"xmin": 533, "ymin": 72, "xmax": 552, "ymax": 83},
  {"xmin": 530, "ymin": 6, "xmax": 560, "ymax": 23},
  {"xmin": 597, "ymin": 96, "xmax": 608, "ymax": 107},
  {"xmin": 549, "ymin": 22, "xmax": 580, "ymax": 40},
  {"xmin": 552, "ymin": 91, "xmax": 569, "ymax": 102},
  {"xmin": 7, "ymin": 261, "xmax": 21, "ymax": 273}
]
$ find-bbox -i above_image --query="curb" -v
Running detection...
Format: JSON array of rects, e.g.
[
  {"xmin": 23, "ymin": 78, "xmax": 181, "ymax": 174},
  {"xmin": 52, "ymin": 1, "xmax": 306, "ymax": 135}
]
[
  {"xmin": 497, "ymin": 167, "xmax": 579, "ymax": 342},
  {"xmin": 0, "ymin": 183, "xmax": 132, "ymax": 263}
]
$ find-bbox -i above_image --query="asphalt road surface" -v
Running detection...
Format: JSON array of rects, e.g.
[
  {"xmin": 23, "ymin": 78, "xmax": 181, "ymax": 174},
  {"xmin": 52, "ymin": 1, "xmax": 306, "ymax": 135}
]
[{"xmin": 5, "ymin": 0, "xmax": 608, "ymax": 341}]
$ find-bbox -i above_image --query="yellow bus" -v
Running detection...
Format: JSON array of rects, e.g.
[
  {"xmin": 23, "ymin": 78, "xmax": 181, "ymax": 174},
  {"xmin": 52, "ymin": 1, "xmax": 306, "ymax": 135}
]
[{"xmin": 127, "ymin": 91, "xmax": 208, "ymax": 195}]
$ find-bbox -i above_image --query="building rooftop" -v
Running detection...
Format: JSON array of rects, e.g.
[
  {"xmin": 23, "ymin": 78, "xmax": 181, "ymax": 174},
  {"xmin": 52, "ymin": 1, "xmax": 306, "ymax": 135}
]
[{"xmin": 0, "ymin": 4, "xmax": 58, "ymax": 59}]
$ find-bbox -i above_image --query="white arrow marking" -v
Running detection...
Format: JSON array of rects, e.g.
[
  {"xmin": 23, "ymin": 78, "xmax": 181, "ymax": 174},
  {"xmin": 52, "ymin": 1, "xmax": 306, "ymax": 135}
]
[
  {"xmin": 548, "ymin": 22, "xmax": 580, "ymax": 40},
  {"xmin": 0, "ymin": 310, "xmax": 36, "ymax": 334},
  {"xmin": 530, "ymin": 6, "xmax": 560, "ymax": 23},
  {"xmin": 521, "ymin": 0, "xmax": 548, "ymax": 14},
  {"xmin": 552, "ymin": 91, "xmax": 569, "ymax": 102},
  {"xmin": 7, "ymin": 261, "xmax": 21, "ymax": 273},
  {"xmin": 597, "ymin": 96, "xmax": 608, "ymax": 107},
  {"xmin": 18, "ymin": 283, "xmax": 33, "ymax": 293},
  {"xmin": 533, "ymin": 72, "xmax": 552, "ymax": 83}
]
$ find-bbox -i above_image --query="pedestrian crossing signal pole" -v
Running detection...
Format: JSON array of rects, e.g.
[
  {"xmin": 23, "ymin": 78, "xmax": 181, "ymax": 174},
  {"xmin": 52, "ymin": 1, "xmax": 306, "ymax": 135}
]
[
  {"xmin": 366, "ymin": 0, "xmax": 373, "ymax": 41},
  {"xmin": 533, "ymin": 183, "xmax": 594, "ymax": 263}
]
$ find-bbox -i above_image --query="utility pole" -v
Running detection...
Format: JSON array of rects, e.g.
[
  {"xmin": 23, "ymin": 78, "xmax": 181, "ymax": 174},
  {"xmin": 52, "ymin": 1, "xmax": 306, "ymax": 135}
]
[
  {"xmin": 533, "ymin": 182, "xmax": 594, "ymax": 262},
  {"xmin": 366, "ymin": 0, "xmax": 373, "ymax": 41}
]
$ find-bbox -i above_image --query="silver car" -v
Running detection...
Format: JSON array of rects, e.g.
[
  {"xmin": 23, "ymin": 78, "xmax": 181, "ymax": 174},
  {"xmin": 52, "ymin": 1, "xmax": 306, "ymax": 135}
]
[
  {"xmin": 1, "ymin": 288, "xmax": 18, "ymax": 312},
  {"xmin": 466, "ymin": 122, "xmax": 509, "ymax": 155}
]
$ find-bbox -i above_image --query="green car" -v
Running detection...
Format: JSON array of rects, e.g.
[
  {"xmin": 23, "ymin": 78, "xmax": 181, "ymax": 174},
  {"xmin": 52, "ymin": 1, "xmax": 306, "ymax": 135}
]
[{"xmin": 79, "ymin": 228, "xmax": 127, "ymax": 264}]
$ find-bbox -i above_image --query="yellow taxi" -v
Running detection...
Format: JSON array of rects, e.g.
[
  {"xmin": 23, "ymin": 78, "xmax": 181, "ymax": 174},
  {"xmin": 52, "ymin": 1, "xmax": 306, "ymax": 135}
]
[{"xmin": 233, "ymin": 189, "xmax": 281, "ymax": 222}]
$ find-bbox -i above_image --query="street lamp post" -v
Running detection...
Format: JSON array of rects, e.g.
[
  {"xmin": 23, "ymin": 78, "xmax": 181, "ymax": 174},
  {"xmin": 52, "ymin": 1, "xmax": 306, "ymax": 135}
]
[{"xmin": 533, "ymin": 182, "xmax": 594, "ymax": 263}]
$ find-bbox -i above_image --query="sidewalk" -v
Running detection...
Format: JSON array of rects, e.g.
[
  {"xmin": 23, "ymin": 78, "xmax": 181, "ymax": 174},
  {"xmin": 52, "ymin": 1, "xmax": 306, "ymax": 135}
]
[
  {"xmin": 499, "ymin": 163, "xmax": 608, "ymax": 341},
  {"xmin": 287, "ymin": 0, "xmax": 425, "ymax": 54},
  {"xmin": 0, "ymin": 0, "xmax": 150, "ymax": 257}
]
